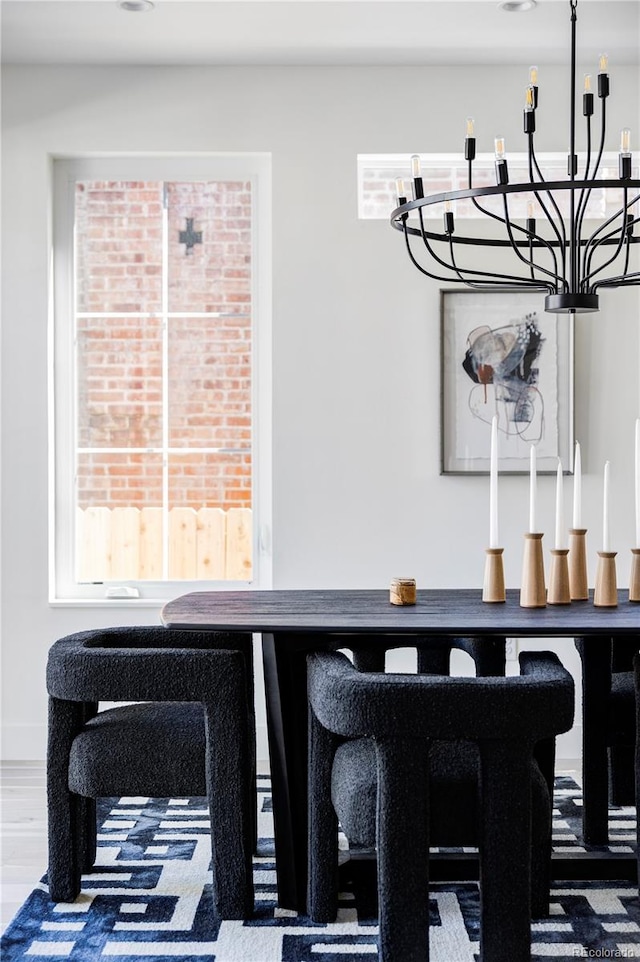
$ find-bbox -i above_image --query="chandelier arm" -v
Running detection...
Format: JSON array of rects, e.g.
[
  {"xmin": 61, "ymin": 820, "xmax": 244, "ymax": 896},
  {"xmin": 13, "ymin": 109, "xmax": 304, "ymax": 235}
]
[
  {"xmin": 575, "ymin": 113, "xmax": 592, "ymax": 268},
  {"xmin": 404, "ymin": 221, "xmax": 554, "ymax": 293},
  {"xmin": 583, "ymin": 195, "xmax": 633, "ymax": 289},
  {"xmin": 416, "ymin": 206, "xmax": 478, "ymax": 276},
  {"xmin": 528, "ymin": 143, "xmax": 567, "ymax": 283},
  {"xmin": 500, "ymin": 194, "xmax": 561, "ymax": 287},
  {"xmin": 445, "ymin": 232, "xmax": 554, "ymax": 292},
  {"xmin": 530, "ymin": 138, "xmax": 567, "ymax": 254},
  {"xmin": 402, "ymin": 224, "xmax": 538, "ymax": 288},
  {"xmin": 403, "ymin": 230, "xmax": 459, "ymax": 284},
  {"xmin": 584, "ymin": 228, "xmax": 629, "ymax": 289},
  {"xmin": 467, "ymin": 193, "xmax": 560, "ymax": 282},
  {"xmin": 579, "ymin": 103, "xmax": 608, "ymax": 280},
  {"xmin": 583, "ymin": 190, "xmax": 640, "ymax": 280},
  {"xmin": 402, "ymin": 222, "xmax": 475, "ymax": 284},
  {"xmin": 589, "ymin": 95, "xmax": 608, "ymax": 184},
  {"xmin": 527, "ymin": 193, "xmax": 561, "ymax": 285},
  {"xmin": 619, "ymin": 233, "xmax": 632, "ymax": 281},
  {"xmin": 593, "ymin": 272, "xmax": 640, "ymax": 292},
  {"xmin": 414, "ymin": 206, "xmax": 551, "ymax": 288}
]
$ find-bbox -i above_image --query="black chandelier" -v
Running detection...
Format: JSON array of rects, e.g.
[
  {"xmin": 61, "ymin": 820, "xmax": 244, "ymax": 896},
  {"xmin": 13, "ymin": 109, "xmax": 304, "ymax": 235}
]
[{"xmin": 390, "ymin": 0, "xmax": 639, "ymax": 314}]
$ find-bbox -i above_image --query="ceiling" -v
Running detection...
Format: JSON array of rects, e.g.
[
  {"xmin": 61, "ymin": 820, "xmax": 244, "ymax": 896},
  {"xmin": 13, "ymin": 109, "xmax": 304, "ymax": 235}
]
[{"xmin": 2, "ymin": 0, "xmax": 639, "ymax": 67}]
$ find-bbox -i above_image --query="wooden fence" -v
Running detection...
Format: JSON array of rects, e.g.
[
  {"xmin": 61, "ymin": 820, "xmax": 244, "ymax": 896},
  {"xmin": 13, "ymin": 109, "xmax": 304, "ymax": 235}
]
[{"xmin": 76, "ymin": 506, "xmax": 252, "ymax": 582}]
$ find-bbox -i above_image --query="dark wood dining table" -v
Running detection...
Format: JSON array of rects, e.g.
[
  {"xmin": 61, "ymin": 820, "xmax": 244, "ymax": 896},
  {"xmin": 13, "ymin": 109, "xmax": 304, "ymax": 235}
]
[{"xmin": 162, "ymin": 586, "xmax": 640, "ymax": 912}]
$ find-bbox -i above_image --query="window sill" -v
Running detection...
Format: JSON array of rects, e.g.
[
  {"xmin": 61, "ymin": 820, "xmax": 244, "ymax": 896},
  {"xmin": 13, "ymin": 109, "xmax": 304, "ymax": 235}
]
[{"xmin": 49, "ymin": 598, "xmax": 168, "ymax": 609}]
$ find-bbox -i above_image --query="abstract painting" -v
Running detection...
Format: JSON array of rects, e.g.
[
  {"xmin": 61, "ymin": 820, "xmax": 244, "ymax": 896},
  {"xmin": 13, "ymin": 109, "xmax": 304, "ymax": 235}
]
[{"xmin": 440, "ymin": 289, "xmax": 573, "ymax": 474}]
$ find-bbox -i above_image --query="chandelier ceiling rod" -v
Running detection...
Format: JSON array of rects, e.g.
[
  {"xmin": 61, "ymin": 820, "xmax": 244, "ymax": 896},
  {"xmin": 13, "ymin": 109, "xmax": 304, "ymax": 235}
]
[{"xmin": 390, "ymin": 0, "xmax": 640, "ymax": 315}]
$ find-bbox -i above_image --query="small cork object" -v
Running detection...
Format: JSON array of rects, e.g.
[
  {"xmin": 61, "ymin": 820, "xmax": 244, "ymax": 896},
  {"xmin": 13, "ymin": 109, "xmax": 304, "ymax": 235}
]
[{"xmin": 390, "ymin": 577, "xmax": 417, "ymax": 606}]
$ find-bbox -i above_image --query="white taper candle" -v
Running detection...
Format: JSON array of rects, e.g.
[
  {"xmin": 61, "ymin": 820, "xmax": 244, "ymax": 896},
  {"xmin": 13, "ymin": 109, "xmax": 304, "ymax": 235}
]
[
  {"xmin": 635, "ymin": 420, "xmax": 640, "ymax": 548},
  {"xmin": 573, "ymin": 441, "xmax": 582, "ymax": 529},
  {"xmin": 555, "ymin": 459, "xmax": 565, "ymax": 549},
  {"xmin": 603, "ymin": 460, "xmax": 611, "ymax": 552},
  {"xmin": 529, "ymin": 445, "xmax": 537, "ymax": 533},
  {"xmin": 489, "ymin": 415, "xmax": 499, "ymax": 548}
]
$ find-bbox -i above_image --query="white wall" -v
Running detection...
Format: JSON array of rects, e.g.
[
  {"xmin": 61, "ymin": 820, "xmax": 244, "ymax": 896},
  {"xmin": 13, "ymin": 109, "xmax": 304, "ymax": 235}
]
[{"xmin": 1, "ymin": 63, "xmax": 638, "ymax": 762}]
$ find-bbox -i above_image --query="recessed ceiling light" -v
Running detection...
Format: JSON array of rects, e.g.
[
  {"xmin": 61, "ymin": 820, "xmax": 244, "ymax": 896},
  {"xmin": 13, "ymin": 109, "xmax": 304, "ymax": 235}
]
[
  {"xmin": 498, "ymin": 0, "xmax": 537, "ymax": 11},
  {"xmin": 118, "ymin": 0, "xmax": 155, "ymax": 11}
]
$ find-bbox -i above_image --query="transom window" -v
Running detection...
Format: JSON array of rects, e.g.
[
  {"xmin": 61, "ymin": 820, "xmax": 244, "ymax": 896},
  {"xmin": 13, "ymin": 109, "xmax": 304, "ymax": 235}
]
[
  {"xmin": 358, "ymin": 152, "xmax": 630, "ymax": 221},
  {"xmin": 51, "ymin": 156, "xmax": 272, "ymax": 602}
]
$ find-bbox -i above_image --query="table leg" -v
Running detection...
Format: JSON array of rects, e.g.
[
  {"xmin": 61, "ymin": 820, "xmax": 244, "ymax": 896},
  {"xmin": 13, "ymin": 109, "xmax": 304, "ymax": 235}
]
[
  {"xmin": 577, "ymin": 635, "xmax": 611, "ymax": 845},
  {"xmin": 261, "ymin": 632, "xmax": 311, "ymax": 913}
]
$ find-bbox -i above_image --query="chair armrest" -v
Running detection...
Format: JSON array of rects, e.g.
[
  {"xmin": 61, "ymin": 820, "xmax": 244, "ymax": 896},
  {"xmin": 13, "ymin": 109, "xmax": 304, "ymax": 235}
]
[{"xmin": 308, "ymin": 650, "xmax": 574, "ymax": 743}]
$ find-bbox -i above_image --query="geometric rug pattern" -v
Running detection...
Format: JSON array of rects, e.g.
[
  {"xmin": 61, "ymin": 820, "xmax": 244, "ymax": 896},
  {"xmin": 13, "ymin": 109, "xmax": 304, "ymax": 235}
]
[{"xmin": 2, "ymin": 774, "xmax": 640, "ymax": 961}]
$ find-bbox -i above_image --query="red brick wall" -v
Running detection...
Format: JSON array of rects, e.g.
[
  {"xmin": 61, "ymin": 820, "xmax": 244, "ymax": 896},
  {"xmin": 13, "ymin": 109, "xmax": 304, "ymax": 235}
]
[{"xmin": 75, "ymin": 180, "xmax": 252, "ymax": 511}]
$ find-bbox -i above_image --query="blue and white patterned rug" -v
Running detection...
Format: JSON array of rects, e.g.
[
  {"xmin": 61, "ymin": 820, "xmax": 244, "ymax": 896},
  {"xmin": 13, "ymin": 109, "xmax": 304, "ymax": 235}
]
[{"xmin": 2, "ymin": 775, "xmax": 640, "ymax": 961}]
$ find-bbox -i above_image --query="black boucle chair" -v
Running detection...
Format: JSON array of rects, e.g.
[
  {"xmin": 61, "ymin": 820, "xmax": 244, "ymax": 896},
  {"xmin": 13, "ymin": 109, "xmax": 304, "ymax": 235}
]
[
  {"xmin": 576, "ymin": 636, "xmax": 638, "ymax": 843},
  {"xmin": 634, "ymin": 651, "xmax": 640, "ymax": 893},
  {"xmin": 46, "ymin": 626, "xmax": 255, "ymax": 919},
  {"xmin": 307, "ymin": 649, "xmax": 574, "ymax": 962}
]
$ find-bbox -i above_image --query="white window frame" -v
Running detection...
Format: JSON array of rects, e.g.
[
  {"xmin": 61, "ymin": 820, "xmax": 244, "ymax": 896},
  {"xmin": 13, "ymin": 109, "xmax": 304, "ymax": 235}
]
[{"xmin": 49, "ymin": 154, "xmax": 272, "ymax": 605}]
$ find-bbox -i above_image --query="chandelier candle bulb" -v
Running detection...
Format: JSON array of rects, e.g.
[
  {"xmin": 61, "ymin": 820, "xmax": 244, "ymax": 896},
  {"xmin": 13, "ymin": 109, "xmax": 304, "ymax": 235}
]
[
  {"xmin": 583, "ymin": 73, "xmax": 594, "ymax": 116},
  {"xmin": 524, "ymin": 92, "xmax": 536, "ymax": 133},
  {"xmin": 444, "ymin": 200, "xmax": 455, "ymax": 235},
  {"xmin": 464, "ymin": 117, "xmax": 476, "ymax": 160},
  {"xmin": 529, "ymin": 64, "xmax": 539, "ymax": 107},
  {"xmin": 619, "ymin": 129, "xmax": 632, "ymax": 179},
  {"xmin": 555, "ymin": 459, "xmax": 565, "ymax": 550},
  {"xmin": 410, "ymin": 154, "xmax": 424, "ymax": 199},
  {"xmin": 598, "ymin": 53, "xmax": 609, "ymax": 98},
  {"xmin": 489, "ymin": 415, "xmax": 499, "ymax": 549},
  {"xmin": 529, "ymin": 445, "xmax": 537, "ymax": 533},
  {"xmin": 395, "ymin": 178, "xmax": 407, "ymax": 204},
  {"xmin": 494, "ymin": 137, "xmax": 509, "ymax": 185},
  {"xmin": 526, "ymin": 199, "xmax": 536, "ymax": 234}
]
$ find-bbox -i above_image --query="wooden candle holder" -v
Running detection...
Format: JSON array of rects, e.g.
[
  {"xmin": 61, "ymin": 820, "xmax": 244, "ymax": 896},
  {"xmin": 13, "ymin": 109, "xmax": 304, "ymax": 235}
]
[
  {"xmin": 520, "ymin": 532, "xmax": 546, "ymax": 608},
  {"xmin": 594, "ymin": 551, "xmax": 618, "ymax": 608},
  {"xmin": 630, "ymin": 549, "xmax": 640, "ymax": 602},
  {"xmin": 568, "ymin": 528, "xmax": 589, "ymax": 600},
  {"xmin": 482, "ymin": 548, "xmax": 505, "ymax": 603},
  {"xmin": 390, "ymin": 578, "xmax": 416, "ymax": 606},
  {"xmin": 548, "ymin": 548, "xmax": 571, "ymax": 605}
]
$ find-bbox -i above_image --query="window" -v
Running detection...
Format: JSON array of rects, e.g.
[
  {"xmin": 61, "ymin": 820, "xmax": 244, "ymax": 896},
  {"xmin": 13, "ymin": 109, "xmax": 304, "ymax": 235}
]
[
  {"xmin": 358, "ymin": 152, "xmax": 630, "ymax": 221},
  {"xmin": 51, "ymin": 156, "xmax": 272, "ymax": 602}
]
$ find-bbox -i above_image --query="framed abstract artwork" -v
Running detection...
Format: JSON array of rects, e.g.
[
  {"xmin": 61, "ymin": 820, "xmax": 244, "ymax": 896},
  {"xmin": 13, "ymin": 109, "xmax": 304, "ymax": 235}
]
[{"xmin": 440, "ymin": 289, "xmax": 574, "ymax": 475}]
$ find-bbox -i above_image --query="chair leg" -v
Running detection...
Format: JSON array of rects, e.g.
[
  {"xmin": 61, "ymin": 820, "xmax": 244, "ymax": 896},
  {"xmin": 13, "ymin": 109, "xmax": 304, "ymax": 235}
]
[
  {"xmin": 609, "ymin": 745, "xmax": 636, "ymax": 806},
  {"xmin": 576, "ymin": 637, "xmax": 611, "ymax": 844},
  {"xmin": 376, "ymin": 740, "xmax": 430, "ymax": 962},
  {"xmin": 530, "ymin": 778, "xmax": 552, "ymax": 919},
  {"xmin": 205, "ymin": 687, "xmax": 254, "ymax": 920},
  {"xmin": 307, "ymin": 712, "xmax": 340, "ymax": 922},
  {"xmin": 79, "ymin": 797, "xmax": 97, "ymax": 872},
  {"xmin": 47, "ymin": 697, "xmax": 84, "ymax": 902},
  {"xmin": 479, "ymin": 741, "xmax": 533, "ymax": 962}
]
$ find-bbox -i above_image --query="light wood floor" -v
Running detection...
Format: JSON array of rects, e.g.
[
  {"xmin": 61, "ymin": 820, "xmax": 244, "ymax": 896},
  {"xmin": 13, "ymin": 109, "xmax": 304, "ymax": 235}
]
[
  {"xmin": 0, "ymin": 758, "xmax": 582, "ymax": 937},
  {"xmin": 1, "ymin": 762, "xmax": 48, "ymax": 935}
]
